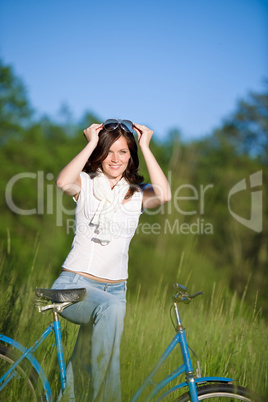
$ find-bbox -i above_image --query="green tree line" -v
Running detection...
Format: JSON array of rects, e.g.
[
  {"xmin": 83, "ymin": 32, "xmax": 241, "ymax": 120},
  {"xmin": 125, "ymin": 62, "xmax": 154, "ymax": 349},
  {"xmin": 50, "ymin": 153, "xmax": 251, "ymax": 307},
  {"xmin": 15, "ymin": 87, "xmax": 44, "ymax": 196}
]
[{"xmin": 0, "ymin": 59, "xmax": 267, "ymax": 317}]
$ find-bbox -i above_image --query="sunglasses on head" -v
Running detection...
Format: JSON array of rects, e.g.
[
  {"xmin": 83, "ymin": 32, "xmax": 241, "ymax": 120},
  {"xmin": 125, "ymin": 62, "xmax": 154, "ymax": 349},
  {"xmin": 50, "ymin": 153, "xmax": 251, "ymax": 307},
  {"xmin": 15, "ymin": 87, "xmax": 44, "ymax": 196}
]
[{"xmin": 103, "ymin": 119, "xmax": 134, "ymax": 134}]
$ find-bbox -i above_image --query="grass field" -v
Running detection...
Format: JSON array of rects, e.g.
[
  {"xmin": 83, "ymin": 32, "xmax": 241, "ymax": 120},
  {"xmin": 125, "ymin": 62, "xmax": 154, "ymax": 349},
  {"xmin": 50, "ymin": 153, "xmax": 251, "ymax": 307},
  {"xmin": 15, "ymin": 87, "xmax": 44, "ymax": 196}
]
[
  {"xmin": 0, "ymin": 244, "xmax": 267, "ymax": 400},
  {"xmin": 121, "ymin": 280, "xmax": 268, "ymax": 400}
]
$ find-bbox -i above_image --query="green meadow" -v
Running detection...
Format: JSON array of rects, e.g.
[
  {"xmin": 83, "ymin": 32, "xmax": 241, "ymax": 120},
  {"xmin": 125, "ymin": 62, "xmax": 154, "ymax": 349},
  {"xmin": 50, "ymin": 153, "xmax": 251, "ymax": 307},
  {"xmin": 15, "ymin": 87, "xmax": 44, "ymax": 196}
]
[
  {"xmin": 0, "ymin": 60, "xmax": 267, "ymax": 400},
  {"xmin": 0, "ymin": 248, "xmax": 267, "ymax": 399}
]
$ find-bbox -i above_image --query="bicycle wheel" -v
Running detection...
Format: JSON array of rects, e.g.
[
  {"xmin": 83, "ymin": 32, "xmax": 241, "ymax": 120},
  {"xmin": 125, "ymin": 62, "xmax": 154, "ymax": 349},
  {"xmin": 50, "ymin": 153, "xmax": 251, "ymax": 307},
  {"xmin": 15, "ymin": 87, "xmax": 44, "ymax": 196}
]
[
  {"xmin": 0, "ymin": 344, "xmax": 40, "ymax": 401},
  {"xmin": 175, "ymin": 383, "xmax": 256, "ymax": 401}
]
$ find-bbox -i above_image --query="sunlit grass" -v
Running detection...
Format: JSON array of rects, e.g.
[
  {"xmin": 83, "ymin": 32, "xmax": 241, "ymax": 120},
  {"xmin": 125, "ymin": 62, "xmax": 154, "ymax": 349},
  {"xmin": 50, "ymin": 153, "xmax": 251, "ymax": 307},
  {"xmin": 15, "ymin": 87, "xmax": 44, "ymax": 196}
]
[
  {"xmin": 0, "ymin": 241, "xmax": 267, "ymax": 400},
  {"xmin": 121, "ymin": 280, "xmax": 268, "ymax": 401}
]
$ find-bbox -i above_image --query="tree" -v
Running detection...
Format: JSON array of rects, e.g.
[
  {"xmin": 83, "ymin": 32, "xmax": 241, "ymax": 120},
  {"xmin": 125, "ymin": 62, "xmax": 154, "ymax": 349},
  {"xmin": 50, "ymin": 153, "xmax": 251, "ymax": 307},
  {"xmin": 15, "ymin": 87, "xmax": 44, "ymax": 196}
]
[
  {"xmin": 188, "ymin": 85, "xmax": 268, "ymax": 314},
  {"xmin": 0, "ymin": 59, "xmax": 32, "ymax": 143},
  {"xmin": 220, "ymin": 84, "xmax": 268, "ymax": 163}
]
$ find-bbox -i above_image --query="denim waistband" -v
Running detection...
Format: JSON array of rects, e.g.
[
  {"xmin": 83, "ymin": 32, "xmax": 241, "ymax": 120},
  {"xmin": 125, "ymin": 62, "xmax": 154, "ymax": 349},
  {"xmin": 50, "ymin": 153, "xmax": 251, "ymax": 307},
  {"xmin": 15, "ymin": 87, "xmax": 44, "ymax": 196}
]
[{"xmin": 59, "ymin": 270, "xmax": 127, "ymax": 290}]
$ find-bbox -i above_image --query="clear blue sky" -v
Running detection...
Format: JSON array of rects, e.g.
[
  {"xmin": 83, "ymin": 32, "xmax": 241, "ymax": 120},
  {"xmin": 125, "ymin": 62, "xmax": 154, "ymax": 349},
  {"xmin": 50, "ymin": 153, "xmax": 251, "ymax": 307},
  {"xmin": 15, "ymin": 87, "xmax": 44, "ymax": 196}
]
[{"xmin": 0, "ymin": 0, "xmax": 267, "ymax": 140}]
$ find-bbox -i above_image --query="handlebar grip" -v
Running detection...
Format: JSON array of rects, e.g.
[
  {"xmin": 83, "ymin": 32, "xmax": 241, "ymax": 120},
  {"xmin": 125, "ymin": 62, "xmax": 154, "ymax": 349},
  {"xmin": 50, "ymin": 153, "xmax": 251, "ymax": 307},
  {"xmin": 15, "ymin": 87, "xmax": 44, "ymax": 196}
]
[
  {"xmin": 173, "ymin": 283, "xmax": 187, "ymax": 292},
  {"xmin": 171, "ymin": 289, "xmax": 204, "ymax": 304},
  {"xmin": 189, "ymin": 291, "xmax": 204, "ymax": 299}
]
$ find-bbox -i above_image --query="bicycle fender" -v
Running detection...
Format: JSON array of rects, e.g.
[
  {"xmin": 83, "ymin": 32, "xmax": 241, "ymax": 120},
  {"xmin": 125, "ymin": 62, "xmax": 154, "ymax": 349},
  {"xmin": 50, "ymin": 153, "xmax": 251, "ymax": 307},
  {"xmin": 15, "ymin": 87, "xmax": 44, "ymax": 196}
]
[
  {"xmin": 195, "ymin": 376, "xmax": 234, "ymax": 385},
  {"xmin": 158, "ymin": 376, "xmax": 234, "ymax": 400},
  {"xmin": 176, "ymin": 376, "xmax": 234, "ymax": 390},
  {"xmin": 0, "ymin": 334, "xmax": 52, "ymax": 401}
]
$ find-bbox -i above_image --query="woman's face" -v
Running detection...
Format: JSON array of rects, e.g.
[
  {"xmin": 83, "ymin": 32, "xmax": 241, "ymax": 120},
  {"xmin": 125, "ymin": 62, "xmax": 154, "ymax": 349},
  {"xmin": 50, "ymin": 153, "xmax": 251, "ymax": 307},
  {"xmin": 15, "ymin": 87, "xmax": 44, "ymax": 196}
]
[{"xmin": 101, "ymin": 135, "xmax": 131, "ymax": 182}]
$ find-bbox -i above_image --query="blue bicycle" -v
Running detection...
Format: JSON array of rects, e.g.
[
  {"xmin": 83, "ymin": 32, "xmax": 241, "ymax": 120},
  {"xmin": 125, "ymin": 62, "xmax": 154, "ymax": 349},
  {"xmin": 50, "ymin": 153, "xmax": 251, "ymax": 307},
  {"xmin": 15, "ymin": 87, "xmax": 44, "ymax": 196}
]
[{"xmin": 0, "ymin": 284, "xmax": 259, "ymax": 401}]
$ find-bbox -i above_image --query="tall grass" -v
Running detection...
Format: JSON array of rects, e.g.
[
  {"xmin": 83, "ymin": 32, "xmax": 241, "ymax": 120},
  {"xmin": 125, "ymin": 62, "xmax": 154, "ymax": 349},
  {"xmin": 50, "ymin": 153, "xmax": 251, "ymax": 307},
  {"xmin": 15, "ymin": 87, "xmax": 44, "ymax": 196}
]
[
  {"xmin": 0, "ymin": 240, "xmax": 267, "ymax": 400},
  {"xmin": 121, "ymin": 279, "xmax": 267, "ymax": 400}
]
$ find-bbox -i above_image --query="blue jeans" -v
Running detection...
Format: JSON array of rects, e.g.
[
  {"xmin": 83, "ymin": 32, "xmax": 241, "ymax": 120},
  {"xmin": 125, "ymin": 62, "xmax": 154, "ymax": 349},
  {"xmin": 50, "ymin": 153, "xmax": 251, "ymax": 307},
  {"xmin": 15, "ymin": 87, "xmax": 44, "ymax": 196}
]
[{"xmin": 51, "ymin": 271, "xmax": 127, "ymax": 402}]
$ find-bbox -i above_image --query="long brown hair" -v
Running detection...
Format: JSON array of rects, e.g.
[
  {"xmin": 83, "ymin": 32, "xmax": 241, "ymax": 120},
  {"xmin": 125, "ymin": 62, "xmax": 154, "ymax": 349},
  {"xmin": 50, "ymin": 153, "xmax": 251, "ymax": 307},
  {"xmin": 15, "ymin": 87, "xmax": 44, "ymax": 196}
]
[{"xmin": 83, "ymin": 126, "xmax": 144, "ymax": 195}]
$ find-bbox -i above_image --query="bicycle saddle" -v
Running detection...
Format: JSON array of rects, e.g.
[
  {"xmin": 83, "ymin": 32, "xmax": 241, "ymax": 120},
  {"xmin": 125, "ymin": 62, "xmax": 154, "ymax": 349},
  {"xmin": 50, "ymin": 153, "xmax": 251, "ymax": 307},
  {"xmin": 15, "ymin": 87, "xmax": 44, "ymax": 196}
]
[{"xmin": 35, "ymin": 288, "xmax": 86, "ymax": 303}]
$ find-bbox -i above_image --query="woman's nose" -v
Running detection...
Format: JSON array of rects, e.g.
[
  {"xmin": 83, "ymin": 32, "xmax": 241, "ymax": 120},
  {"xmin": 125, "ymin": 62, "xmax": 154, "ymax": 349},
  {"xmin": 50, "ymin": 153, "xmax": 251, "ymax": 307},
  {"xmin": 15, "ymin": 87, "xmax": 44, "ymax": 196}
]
[{"xmin": 111, "ymin": 153, "xmax": 119, "ymax": 162}]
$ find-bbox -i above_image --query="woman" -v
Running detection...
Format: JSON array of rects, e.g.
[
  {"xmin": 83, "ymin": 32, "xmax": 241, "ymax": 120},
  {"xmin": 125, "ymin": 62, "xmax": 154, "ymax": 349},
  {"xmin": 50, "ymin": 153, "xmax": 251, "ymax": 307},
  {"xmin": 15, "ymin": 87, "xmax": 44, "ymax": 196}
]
[{"xmin": 51, "ymin": 119, "xmax": 171, "ymax": 401}]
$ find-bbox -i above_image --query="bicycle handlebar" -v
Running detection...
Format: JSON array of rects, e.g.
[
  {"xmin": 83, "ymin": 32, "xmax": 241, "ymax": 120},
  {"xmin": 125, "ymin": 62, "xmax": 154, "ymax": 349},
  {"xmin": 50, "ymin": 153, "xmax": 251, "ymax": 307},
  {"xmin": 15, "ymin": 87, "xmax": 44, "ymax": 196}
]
[{"xmin": 171, "ymin": 283, "xmax": 204, "ymax": 304}]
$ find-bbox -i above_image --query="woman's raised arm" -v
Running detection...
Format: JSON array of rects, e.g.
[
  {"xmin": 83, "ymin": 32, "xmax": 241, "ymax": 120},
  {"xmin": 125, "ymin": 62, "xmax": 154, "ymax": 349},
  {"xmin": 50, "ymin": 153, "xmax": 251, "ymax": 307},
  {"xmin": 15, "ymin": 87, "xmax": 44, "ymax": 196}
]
[
  {"xmin": 133, "ymin": 123, "xmax": 172, "ymax": 209},
  {"xmin": 56, "ymin": 123, "xmax": 102, "ymax": 196}
]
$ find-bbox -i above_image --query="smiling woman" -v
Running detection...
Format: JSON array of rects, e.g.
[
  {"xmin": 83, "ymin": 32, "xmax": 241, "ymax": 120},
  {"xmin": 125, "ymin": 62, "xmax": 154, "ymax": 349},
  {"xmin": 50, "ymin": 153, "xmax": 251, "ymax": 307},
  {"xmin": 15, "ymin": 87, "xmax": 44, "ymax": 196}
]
[
  {"xmin": 101, "ymin": 136, "xmax": 131, "ymax": 182},
  {"xmin": 82, "ymin": 122, "xmax": 144, "ymax": 198},
  {"xmin": 53, "ymin": 118, "xmax": 171, "ymax": 401}
]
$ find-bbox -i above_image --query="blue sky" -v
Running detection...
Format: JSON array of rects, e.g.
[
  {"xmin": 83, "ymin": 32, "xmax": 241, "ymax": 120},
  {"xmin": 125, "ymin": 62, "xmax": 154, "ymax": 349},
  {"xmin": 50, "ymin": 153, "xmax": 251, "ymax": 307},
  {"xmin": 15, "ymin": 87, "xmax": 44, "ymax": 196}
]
[{"xmin": 0, "ymin": 0, "xmax": 267, "ymax": 140}]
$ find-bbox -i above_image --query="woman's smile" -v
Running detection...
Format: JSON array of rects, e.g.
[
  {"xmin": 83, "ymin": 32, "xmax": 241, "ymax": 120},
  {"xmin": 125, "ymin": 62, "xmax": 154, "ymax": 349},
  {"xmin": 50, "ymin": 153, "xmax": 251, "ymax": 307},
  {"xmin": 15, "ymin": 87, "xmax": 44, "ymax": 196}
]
[{"xmin": 101, "ymin": 136, "xmax": 130, "ymax": 182}]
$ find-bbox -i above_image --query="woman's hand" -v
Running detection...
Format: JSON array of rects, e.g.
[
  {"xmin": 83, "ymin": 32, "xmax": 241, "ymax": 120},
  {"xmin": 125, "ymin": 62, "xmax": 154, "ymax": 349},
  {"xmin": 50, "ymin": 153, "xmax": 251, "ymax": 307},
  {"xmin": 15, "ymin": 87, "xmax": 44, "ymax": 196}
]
[
  {"xmin": 56, "ymin": 123, "xmax": 103, "ymax": 196},
  {"xmin": 133, "ymin": 123, "xmax": 153, "ymax": 149},
  {"xmin": 83, "ymin": 123, "xmax": 103, "ymax": 146}
]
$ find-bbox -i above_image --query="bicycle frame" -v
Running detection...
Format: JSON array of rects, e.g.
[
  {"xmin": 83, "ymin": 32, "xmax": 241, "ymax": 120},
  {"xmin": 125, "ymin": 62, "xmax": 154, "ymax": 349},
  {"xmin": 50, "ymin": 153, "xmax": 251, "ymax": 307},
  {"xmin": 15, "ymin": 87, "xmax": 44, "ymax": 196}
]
[
  {"xmin": 131, "ymin": 302, "xmax": 233, "ymax": 401},
  {"xmin": 0, "ymin": 285, "xmax": 236, "ymax": 402},
  {"xmin": 131, "ymin": 331, "xmax": 233, "ymax": 401},
  {"xmin": 0, "ymin": 312, "xmax": 66, "ymax": 402}
]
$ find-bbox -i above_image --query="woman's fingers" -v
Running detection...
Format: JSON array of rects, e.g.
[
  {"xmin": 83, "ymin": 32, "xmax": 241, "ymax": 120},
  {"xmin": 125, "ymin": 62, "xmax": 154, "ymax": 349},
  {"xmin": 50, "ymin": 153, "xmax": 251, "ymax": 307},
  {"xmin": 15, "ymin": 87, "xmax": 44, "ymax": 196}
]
[
  {"xmin": 83, "ymin": 123, "xmax": 103, "ymax": 143},
  {"xmin": 133, "ymin": 123, "xmax": 153, "ymax": 147}
]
